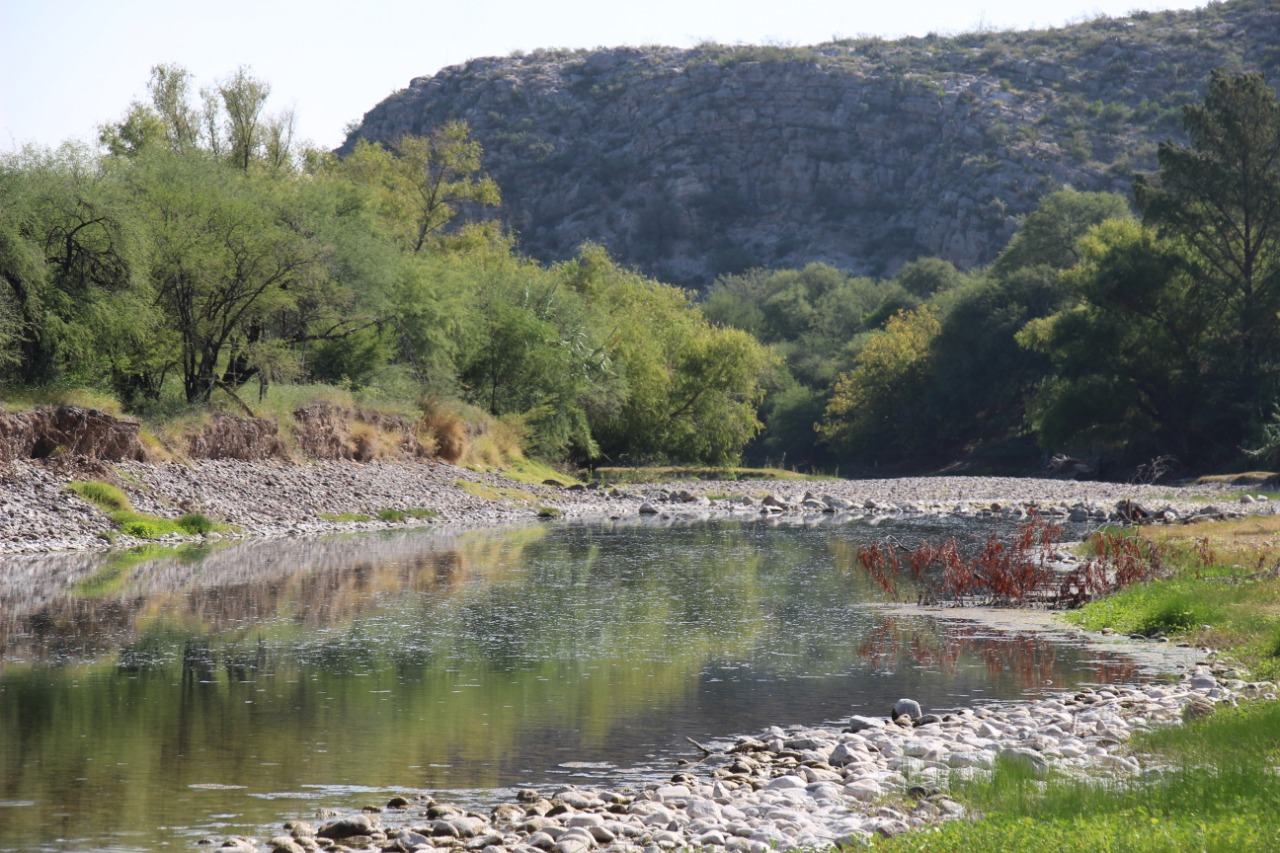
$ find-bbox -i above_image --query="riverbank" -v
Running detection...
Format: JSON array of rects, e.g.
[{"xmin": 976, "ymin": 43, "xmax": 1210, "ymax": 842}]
[
  {"xmin": 1, "ymin": 456, "xmax": 1272, "ymax": 555},
  {"xmin": 5, "ymin": 457, "xmax": 1279, "ymax": 851},
  {"xmin": 228, "ymin": 667, "xmax": 1275, "ymax": 853}
]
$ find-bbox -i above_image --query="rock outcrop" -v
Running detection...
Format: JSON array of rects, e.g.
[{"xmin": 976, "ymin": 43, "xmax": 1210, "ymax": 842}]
[{"xmin": 342, "ymin": 0, "xmax": 1279, "ymax": 285}]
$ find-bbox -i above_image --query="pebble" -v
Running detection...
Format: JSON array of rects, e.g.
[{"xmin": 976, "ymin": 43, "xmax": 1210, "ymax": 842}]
[
  {"xmin": 221, "ymin": 672, "xmax": 1273, "ymax": 853},
  {"xmin": 2, "ymin": 459, "xmax": 1268, "ymax": 556}
]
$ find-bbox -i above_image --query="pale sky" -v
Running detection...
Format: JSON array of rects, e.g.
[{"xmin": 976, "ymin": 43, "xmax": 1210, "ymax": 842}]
[{"xmin": 1, "ymin": 0, "xmax": 1204, "ymax": 153}]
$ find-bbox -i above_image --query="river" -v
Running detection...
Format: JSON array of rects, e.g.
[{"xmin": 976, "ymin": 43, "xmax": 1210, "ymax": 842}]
[{"xmin": 0, "ymin": 516, "xmax": 1140, "ymax": 851}]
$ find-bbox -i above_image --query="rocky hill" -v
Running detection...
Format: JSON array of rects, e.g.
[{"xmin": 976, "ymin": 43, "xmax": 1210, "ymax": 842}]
[{"xmin": 343, "ymin": 0, "xmax": 1280, "ymax": 285}]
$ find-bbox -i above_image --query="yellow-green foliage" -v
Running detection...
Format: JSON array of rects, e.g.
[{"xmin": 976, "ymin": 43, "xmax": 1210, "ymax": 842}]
[
  {"xmin": 3, "ymin": 387, "xmax": 126, "ymax": 416},
  {"xmin": 463, "ymin": 413, "xmax": 525, "ymax": 469},
  {"xmin": 456, "ymin": 480, "xmax": 538, "ymax": 504},
  {"xmin": 69, "ymin": 481, "xmax": 222, "ymax": 540},
  {"xmin": 819, "ymin": 306, "xmax": 941, "ymax": 457},
  {"xmin": 375, "ymin": 508, "xmax": 438, "ymax": 522},
  {"xmin": 504, "ymin": 456, "xmax": 579, "ymax": 487},
  {"xmin": 68, "ymin": 481, "xmax": 132, "ymax": 512}
]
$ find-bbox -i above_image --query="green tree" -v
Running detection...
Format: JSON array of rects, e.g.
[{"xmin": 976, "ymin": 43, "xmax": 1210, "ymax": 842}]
[
  {"xmin": 216, "ymin": 66, "xmax": 271, "ymax": 172},
  {"xmin": 895, "ymin": 256, "xmax": 962, "ymax": 299},
  {"xmin": 1020, "ymin": 220, "xmax": 1215, "ymax": 462},
  {"xmin": 991, "ymin": 188, "xmax": 1133, "ymax": 276},
  {"xmin": 819, "ymin": 306, "xmax": 941, "ymax": 465},
  {"xmin": 126, "ymin": 151, "xmax": 325, "ymax": 403},
  {"xmin": 564, "ymin": 246, "xmax": 770, "ymax": 464},
  {"xmin": 147, "ymin": 63, "xmax": 201, "ymax": 153},
  {"xmin": 701, "ymin": 263, "xmax": 888, "ymax": 466},
  {"xmin": 335, "ymin": 123, "xmax": 500, "ymax": 254},
  {"xmin": 0, "ymin": 145, "xmax": 141, "ymax": 387},
  {"xmin": 1134, "ymin": 70, "xmax": 1280, "ymax": 433},
  {"xmin": 1020, "ymin": 73, "xmax": 1280, "ymax": 470}
]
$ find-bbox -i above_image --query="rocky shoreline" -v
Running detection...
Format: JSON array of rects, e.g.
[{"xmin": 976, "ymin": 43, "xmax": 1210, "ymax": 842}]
[
  {"xmin": 4, "ymin": 457, "xmax": 1279, "ymax": 852},
  {"xmin": 1, "ymin": 456, "xmax": 1273, "ymax": 555},
  {"xmin": 221, "ymin": 670, "xmax": 1275, "ymax": 853}
]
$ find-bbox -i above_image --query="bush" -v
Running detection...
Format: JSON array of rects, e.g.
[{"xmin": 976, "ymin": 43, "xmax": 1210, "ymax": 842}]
[
  {"xmin": 419, "ymin": 397, "xmax": 468, "ymax": 462},
  {"xmin": 115, "ymin": 513, "xmax": 176, "ymax": 539},
  {"xmin": 176, "ymin": 513, "xmax": 215, "ymax": 535}
]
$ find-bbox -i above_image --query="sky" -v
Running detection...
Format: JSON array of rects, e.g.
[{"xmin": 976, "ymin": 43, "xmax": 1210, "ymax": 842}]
[{"xmin": 1, "ymin": 0, "xmax": 1206, "ymax": 153}]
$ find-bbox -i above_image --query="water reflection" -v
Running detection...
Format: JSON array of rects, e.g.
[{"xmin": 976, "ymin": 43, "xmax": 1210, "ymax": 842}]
[{"xmin": 1, "ymin": 519, "xmax": 1138, "ymax": 852}]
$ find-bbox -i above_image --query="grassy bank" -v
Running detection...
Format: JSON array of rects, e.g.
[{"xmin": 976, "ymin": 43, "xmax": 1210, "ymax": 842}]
[{"xmin": 874, "ymin": 512, "xmax": 1280, "ymax": 851}]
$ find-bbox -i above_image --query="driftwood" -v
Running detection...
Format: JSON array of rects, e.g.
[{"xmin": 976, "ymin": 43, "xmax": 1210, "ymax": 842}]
[
  {"xmin": 685, "ymin": 736, "xmax": 717, "ymax": 757},
  {"xmin": 1047, "ymin": 453, "xmax": 1096, "ymax": 479}
]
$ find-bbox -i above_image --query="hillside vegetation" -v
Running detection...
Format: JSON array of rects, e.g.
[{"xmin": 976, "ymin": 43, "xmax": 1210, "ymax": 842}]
[
  {"xmin": 0, "ymin": 65, "xmax": 769, "ymax": 469},
  {"xmin": 3, "ymin": 5, "xmax": 1280, "ymax": 478},
  {"xmin": 345, "ymin": 0, "xmax": 1279, "ymax": 285}
]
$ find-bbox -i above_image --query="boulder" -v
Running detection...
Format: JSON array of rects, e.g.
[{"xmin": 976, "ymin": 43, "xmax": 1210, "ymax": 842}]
[{"xmin": 892, "ymin": 698, "xmax": 923, "ymax": 720}]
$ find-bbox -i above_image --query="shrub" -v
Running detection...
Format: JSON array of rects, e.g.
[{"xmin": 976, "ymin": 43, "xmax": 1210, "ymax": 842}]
[
  {"xmin": 857, "ymin": 517, "xmax": 1063, "ymax": 606},
  {"xmin": 419, "ymin": 397, "xmax": 468, "ymax": 462},
  {"xmin": 176, "ymin": 513, "xmax": 215, "ymax": 535},
  {"xmin": 115, "ymin": 513, "xmax": 176, "ymax": 539},
  {"xmin": 1135, "ymin": 591, "xmax": 1211, "ymax": 636}
]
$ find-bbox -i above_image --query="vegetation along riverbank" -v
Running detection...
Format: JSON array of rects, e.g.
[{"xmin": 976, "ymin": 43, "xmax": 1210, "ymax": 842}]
[
  {"xmin": 5, "ymin": 432, "xmax": 1280, "ymax": 849},
  {"xmin": 3, "ymin": 2, "xmax": 1280, "ymax": 849}
]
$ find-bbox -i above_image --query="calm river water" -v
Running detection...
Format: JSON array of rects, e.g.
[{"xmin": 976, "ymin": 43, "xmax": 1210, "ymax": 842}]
[{"xmin": 0, "ymin": 516, "xmax": 1138, "ymax": 852}]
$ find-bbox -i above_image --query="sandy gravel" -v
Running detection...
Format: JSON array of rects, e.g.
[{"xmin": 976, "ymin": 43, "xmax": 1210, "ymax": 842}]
[{"xmin": 0, "ymin": 457, "xmax": 1272, "ymax": 555}]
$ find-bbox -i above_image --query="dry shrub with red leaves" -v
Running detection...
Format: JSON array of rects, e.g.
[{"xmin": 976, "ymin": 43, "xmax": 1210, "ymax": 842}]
[
  {"xmin": 1056, "ymin": 530, "xmax": 1167, "ymax": 607},
  {"xmin": 858, "ymin": 517, "xmax": 1065, "ymax": 606}
]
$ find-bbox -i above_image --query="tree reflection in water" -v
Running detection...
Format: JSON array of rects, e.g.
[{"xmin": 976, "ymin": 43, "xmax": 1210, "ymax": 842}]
[
  {"xmin": 1, "ymin": 519, "xmax": 1152, "ymax": 853},
  {"xmin": 858, "ymin": 617, "xmax": 1138, "ymax": 690}
]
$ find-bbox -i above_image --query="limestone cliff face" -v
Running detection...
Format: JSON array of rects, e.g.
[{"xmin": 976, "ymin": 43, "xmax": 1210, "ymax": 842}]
[{"xmin": 343, "ymin": 0, "xmax": 1279, "ymax": 285}]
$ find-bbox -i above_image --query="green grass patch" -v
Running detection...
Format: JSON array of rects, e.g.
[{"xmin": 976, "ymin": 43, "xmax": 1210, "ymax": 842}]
[
  {"xmin": 1065, "ymin": 579, "xmax": 1222, "ymax": 636},
  {"xmin": 374, "ymin": 507, "xmax": 438, "ymax": 523},
  {"xmin": 68, "ymin": 480, "xmax": 132, "ymax": 512},
  {"xmin": 457, "ymin": 480, "xmax": 538, "ymax": 503},
  {"xmin": 502, "ymin": 456, "xmax": 580, "ymax": 487},
  {"xmin": 70, "ymin": 481, "xmax": 227, "ymax": 540},
  {"xmin": 318, "ymin": 512, "xmax": 373, "ymax": 523},
  {"xmin": 875, "ymin": 701, "xmax": 1280, "ymax": 852},
  {"xmin": 176, "ymin": 513, "xmax": 215, "ymax": 535},
  {"xmin": 536, "ymin": 506, "xmax": 561, "ymax": 519},
  {"xmin": 1195, "ymin": 471, "xmax": 1275, "ymax": 486}
]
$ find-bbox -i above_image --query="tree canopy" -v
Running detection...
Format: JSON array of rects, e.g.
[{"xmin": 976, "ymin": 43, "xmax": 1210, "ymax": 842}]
[{"xmin": 6, "ymin": 65, "xmax": 1280, "ymax": 476}]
